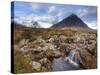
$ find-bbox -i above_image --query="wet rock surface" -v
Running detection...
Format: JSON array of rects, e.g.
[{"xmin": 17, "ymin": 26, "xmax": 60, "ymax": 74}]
[{"xmin": 52, "ymin": 57, "xmax": 80, "ymax": 71}]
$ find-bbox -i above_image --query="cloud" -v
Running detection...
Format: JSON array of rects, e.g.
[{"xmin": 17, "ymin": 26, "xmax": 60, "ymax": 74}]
[
  {"xmin": 78, "ymin": 8, "xmax": 97, "ymax": 18},
  {"xmin": 78, "ymin": 9, "xmax": 88, "ymax": 17},
  {"xmin": 31, "ymin": 3, "xmax": 41, "ymax": 10},
  {"xmin": 14, "ymin": 14, "xmax": 56, "ymax": 28},
  {"xmin": 33, "ymin": 15, "xmax": 57, "ymax": 24},
  {"xmin": 13, "ymin": 2, "xmax": 97, "ymax": 29},
  {"xmin": 38, "ymin": 22, "xmax": 52, "ymax": 28},
  {"xmin": 57, "ymin": 12, "xmax": 62, "ymax": 17},
  {"xmin": 32, "ymin": 15, "xmax": 55, "ymax": 28},
  {"xmin": 86, "ymin": 21, "xmax": 97, "ymax": 29},
  {"xmin": 77, "ymin": 8, "xmax": 97, "ymax": 29},
  {"xmin": 48, "ymin": 6, "xmax": 57, "ymax": 14},
  {"xmin": 47, "ymin": 6, "xmax": 69, "ymax": 21}
]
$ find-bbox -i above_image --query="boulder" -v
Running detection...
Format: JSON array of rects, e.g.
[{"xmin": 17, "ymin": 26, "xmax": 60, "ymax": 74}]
[
  {"xmin": 39, "ymin": 58, "xmax": 51, "ymax": 66},
  {"xmin": 39, "ymin": 58, "xmax": 52, "ymax": 71},
  {"xmin": 33, "ymin": 36, "xmax": 46, "ymax": 44},
  {"xmin": 41, "ymin": 66, "xmax": 47, "ymax": 72},
  {"xmin": 18, "ymin": 39, "xmax": 29, "ymax": 47},
  {"xmin": 20, "ymin": 45, "xmax": 29, "ymax": 53},
  {"xmin": 32, "ymin": 61, "xmax": 41, "ymax": 71},
  {"xmin": 46, "ymin": 50, "xmax": 55, "ymax": 58},
  {"xmin": 59, "ymin": 35, "xmax": 67, "ymax": 42},
  {"xmin": 49, "ymin": 45, "xmax": 57, "ymax": 50},
  {"xmin": 47, "ymin": 38, "xmax": 54, "ymax": 43},
  {"xmin": 79, "ymin": 49, "xmax": 96, "ymax": 69},
  {"xmin": 86, "ymin": 43, "xmax": 96, "ymax": 56},
  {"xmin": 54, "ymin": 51, "xmax": 63, "ymax": 57},
  {"xmin": 74, "ymin": 33, "xmax": 85, "ymax": 43}
]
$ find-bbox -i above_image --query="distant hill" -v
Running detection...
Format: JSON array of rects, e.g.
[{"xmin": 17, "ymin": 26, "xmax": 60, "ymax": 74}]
[
  {"xmin": 11, "ymin": 21, "xmax": 27, "ymax": 29},
  {"xmin": 11, "ymin": 18, "xmax": 41, "ymax": 28},
  {"xmin": 51, "ymin": 14, "xmax": 89, "ymax": 29}
]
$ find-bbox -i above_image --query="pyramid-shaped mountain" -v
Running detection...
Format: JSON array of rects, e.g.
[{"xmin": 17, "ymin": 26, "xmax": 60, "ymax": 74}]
[{"xmin": 51, "ymin": 14, "xmax": 89, "ymax": 28}]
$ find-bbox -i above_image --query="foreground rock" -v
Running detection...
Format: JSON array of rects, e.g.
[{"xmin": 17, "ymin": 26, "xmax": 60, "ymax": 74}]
[
  {"xmin": 79, "ymin": 49, "xmax": 97, "ymax": 69},
  {"xmin": 32, "ymin": 61, "xmax": 41, "ymax": 71},
  {"xmin": 14, "ymin": 28, "xmax": 97, "ymax": 73}
]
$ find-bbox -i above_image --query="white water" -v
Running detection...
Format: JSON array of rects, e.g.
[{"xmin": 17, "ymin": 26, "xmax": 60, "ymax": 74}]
[
  {"xmin": 66, "ymin": 49, "xmax": 80, "ymax": 67},
  {"xmin": 52, "ymin": 49, "xmax": 81, "ymax": 71}
]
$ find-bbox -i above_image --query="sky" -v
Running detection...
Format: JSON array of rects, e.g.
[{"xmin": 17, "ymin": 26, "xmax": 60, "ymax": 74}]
[{"xmin": 11, "ymin": 1, "xmax": 97, "ymax": 29}]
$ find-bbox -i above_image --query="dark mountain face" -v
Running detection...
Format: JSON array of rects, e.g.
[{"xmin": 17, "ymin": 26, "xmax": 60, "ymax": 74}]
[{"xmin": 51, "ymin": 14, "xmax": 89, "ymax": 28}]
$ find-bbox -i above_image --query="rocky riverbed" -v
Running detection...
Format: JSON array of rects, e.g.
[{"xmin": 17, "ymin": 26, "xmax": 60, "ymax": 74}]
[{"xmin": 14, "ymin": 28, "xmax": 97, "ymax": 73}]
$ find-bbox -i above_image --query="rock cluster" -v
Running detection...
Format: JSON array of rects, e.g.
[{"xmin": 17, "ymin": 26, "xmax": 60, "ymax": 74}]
[{"xmin": 14, "ymin": 31, "xmax": 97, "ymax": 72}]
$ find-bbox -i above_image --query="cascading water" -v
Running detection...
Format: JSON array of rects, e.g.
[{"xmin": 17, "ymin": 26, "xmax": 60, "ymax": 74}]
[
  {"xmin": 52, "ymin": 48, "xmax": 82, "ymax": 71},
  {"xmin": 66, "ymin": 48, "xmax": 81, "ymax": 67}
]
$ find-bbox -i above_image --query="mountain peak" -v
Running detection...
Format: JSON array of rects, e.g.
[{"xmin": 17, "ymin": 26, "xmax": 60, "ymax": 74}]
[
  {"xmin": 51, "ymin": 14, "xmax": 89, "ymax": 28},
  {"xmin": 69, "ymin": 13, "xmax": 78, "ymax": 18}
]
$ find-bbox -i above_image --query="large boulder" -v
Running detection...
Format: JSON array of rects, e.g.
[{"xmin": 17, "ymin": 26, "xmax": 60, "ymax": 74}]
[
  {"xmin": 79, "ymin": 49, "xmax": 97, "ymax": 69},
  {"xmin": 32, "ymin": 61, "xmax": 41, "ymax": 71},
  {"xmin": 86, "ymin": 44, "xmax": 97, "ymax": 56}
]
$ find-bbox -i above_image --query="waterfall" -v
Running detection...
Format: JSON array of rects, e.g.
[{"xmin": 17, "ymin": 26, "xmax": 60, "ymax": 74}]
[
  {"xmin": 52, "ymin": 48, "xmax": 81, "ymax": 71},
  {"xmin": 66, "ymin": 48, "xmax": 81, "ymax": 67}
]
